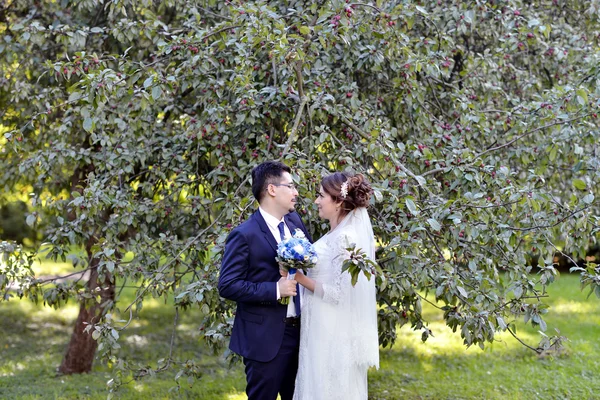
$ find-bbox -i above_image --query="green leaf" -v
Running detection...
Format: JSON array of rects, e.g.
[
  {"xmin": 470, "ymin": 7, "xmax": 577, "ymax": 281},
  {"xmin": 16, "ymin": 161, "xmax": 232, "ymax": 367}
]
[
  {"xmin": 427, "ymin": 218, "xmax": 441, "ymax": 231},
  {"xmin": 299, "ymin": 26, "xmax": 310, "ymax": 35},
  {"xmin": 152, "ymin": 85, "xmax": 162, "ymax": 100},
  {"xmin": 26, "ymin": 214, "xmax": 36, "ymax": 227},
  {"xmin": 496, "ymin": 316, "xmax": 507, "ymax": 330},
  {"xmin": 573, "ymin": 179, "xmax": 587, "ymax": 190},
  {"xmin": 415, "ymin": 5, "xmax": 428, "ymax": 15},
  {"xmin": 514, "ymin": 285, "xmax": 524, "ymax": 299},
  {"xmin": 373, "ymin": 189, "xmax": 383, "ymax": 202},
  {"xmin": 68, "ymin": 91, "xmax": 82, "ymax": 102},
  {"xmin": 582, "ymin": 194, "xmax": 594, "ymax": 204},
  {"xmin": 143, "ymin": 76, "xmax": 154, "ymax": 89},
  {"xmin": 83, "ymin": 117, "xmax": 93, "ymax": 132},
  {"xmin": 405, "ymin": 198, "xmax": 418, "ymax": 215},
  {"xmin": 576, "ymin": 88, "xmax": 588, "ymax": 104}
]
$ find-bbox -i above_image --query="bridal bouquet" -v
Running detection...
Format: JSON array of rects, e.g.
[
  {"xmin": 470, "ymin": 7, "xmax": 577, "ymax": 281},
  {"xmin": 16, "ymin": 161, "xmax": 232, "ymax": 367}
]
[
  {"xmin": 276, "ymin": 229, "xmax": 317, "ymax": 305},
  {"xmin": 342, "ymin": 243, "xmax": 383, "ymax": 287}
]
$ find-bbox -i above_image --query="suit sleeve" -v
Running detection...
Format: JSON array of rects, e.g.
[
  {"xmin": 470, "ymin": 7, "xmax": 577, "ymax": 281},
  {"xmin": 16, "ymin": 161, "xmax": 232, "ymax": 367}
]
[{"xmin": 218, "ymin": 229, "xmax": 278, "ymax": 303}]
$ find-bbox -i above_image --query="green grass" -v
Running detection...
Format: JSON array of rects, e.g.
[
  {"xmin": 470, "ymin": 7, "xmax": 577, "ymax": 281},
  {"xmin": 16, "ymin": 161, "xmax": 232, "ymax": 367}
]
[
  {"xmin": 369, "ymin": 273, "xmax": 600, "ymax": 399},
  {"xmin": 0, "ymin": 267, "xmax": 246, "ymax": 400},
  {"xmin": 1, "ymin": 271, "xmax": 600, "ymax": 399}
]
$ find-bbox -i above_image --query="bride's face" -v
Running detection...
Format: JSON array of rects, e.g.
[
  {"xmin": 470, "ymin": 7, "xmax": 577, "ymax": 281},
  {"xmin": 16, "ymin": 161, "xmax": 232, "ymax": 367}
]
[{"xmin": 315, "ymin": 185, "xmax": 341, "ymax": 222}]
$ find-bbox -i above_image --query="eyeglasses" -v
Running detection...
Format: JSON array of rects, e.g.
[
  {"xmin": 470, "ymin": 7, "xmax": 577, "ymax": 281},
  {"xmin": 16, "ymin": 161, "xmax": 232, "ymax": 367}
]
[{"xmin": 272, "ymin": 183, "xmax": 296, "ymax": 190}]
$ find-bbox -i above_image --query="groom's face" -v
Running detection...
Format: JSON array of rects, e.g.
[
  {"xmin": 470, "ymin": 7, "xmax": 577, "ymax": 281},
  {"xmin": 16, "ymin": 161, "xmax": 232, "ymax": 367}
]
[{"xmin": 271, "ymin": 172, "xmax": 298, "ymax": 213}]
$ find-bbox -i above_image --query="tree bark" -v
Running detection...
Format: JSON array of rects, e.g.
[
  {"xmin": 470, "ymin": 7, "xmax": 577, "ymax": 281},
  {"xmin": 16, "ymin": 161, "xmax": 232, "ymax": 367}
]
[{"xmin": 58, "ymin": 245, "xmax": 115, "ymax": 374}]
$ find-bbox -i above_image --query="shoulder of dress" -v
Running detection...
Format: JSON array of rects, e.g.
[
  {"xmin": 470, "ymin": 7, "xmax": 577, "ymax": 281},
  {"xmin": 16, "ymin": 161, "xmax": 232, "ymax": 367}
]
[
  {"xmin": 339, "ymin": 227, "xmax": 357, "ymax": 242},
  {"xmin": 326, "ymin": 229, "xmax": 355, "ymax": 252}
]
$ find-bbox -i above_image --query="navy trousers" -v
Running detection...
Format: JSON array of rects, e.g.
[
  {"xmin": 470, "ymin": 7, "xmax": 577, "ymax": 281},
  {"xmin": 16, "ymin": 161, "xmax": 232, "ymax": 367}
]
[{"xmin": 243, "ymin": 323, "xmax": 300, "ymax": 400}]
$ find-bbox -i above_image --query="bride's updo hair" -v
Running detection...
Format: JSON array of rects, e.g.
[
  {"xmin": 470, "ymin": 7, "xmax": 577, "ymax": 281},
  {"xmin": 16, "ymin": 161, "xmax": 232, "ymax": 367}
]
[{"xmin": 321, "ymin": 172, "xmax": 373, "ymax": 217}]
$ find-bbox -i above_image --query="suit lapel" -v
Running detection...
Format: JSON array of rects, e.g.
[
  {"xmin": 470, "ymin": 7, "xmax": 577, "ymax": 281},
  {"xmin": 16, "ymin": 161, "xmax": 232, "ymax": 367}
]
[
  {"xmin": 284, "ymin": 214, "xmax": 299, "ymax": 237},
  {"xmin": 254, "ymin": 211, "xmax": 278, "ymax": 252}
]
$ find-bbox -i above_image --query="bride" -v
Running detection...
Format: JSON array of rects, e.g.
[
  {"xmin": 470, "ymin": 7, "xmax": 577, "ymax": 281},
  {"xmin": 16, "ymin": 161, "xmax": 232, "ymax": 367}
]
[{"xmin": 292, "ymin": 172, "xmax": 379, "ymax": 400}]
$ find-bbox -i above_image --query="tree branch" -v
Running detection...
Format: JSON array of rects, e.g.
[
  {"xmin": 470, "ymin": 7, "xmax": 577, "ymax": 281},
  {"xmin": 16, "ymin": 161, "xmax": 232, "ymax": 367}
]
[
  {"xmin": 476, "ymin": 114, "xmax": 590, "ymax": 159},
  {"xmin": 280, "ymin": 96, "xmax": 309, "ymax": 158},
  {"xmin": 507, "ymin": 326, "xmax": 541, "ymax": 353}
]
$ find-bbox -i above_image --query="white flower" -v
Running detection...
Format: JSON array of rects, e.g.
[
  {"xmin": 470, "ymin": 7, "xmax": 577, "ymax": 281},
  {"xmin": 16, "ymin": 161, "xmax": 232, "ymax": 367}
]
[
  {"xmin": 293, "ymin": 244, "xmax": 305, "ymax": 254},
  {"xmin": 293, "ymin": 229, "xmax": 306, "ymax": 238},
  {"xmin": 340, "ymin": 180, "xmax": 349, "ymax": 199}
]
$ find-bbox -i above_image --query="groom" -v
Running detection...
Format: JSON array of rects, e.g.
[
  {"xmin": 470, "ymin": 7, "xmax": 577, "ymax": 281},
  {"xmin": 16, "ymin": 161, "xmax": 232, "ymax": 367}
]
[{"xmin": 218, "ymin": 161, "xmax": 311, "ymax": 400}]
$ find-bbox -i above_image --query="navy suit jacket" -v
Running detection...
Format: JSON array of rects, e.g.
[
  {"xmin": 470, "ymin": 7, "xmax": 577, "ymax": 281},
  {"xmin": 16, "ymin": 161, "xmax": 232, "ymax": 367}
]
[{"xmin": 218, "ymin": 210, "xmax": 311, "ymax": 362}]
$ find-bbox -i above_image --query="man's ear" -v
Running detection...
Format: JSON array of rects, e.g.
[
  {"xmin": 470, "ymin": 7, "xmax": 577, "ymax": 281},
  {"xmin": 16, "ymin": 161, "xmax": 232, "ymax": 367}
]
[{"xmin": 266, "ymin": 183, "xmax": 277, "ymax": 197}]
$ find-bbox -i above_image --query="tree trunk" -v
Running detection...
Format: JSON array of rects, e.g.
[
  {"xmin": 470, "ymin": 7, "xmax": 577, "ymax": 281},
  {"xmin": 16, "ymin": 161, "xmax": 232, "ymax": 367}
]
[{"xmin": 58, "ymin": 250, "xmax": 115, "ymax": 374}]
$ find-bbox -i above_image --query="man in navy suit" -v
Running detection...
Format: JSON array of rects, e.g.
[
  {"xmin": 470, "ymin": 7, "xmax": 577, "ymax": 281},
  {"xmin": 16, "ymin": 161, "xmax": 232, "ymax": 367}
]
[{"xmin": 218, "ymin": 161, "xmax": 311, "ymax": 400}]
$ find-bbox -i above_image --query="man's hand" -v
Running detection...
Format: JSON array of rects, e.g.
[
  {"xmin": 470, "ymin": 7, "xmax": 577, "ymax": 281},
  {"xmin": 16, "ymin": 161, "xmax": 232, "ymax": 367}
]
[{"xmin": 278, "ymin": 277, "xmax": 297, "ymax": 297}]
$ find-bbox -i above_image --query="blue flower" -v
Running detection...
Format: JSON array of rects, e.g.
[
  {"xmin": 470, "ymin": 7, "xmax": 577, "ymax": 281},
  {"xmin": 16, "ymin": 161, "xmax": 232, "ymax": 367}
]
[{"xmin": 276, "ymin": 230, "xmax": 317, "ymax": 271}]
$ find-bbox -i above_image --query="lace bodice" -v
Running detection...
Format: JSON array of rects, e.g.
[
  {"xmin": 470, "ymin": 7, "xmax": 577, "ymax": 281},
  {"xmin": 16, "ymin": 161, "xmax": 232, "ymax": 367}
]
[{"xmin": 308, "ymin": 229, "xmax": 355, "ymax": 305}]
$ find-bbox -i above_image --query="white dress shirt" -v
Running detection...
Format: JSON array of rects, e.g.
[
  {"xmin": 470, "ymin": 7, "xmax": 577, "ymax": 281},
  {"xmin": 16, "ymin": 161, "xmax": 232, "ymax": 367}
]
[{"xmin": 258, "ymin": 207, "xmax": 297, "ymax": 317}]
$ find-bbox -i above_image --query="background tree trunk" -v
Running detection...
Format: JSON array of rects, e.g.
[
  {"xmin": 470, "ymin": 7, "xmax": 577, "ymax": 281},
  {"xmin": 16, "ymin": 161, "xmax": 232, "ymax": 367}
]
[{"xmin": 58, "ymin": 249, "xmax": 115, "ymax": 374}]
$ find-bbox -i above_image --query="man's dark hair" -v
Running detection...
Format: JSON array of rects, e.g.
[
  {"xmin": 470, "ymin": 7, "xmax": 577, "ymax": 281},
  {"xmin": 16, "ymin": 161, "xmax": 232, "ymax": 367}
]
[{"xmin": 251, "ymin": 161, "xmax": 291, "ymax": 203}]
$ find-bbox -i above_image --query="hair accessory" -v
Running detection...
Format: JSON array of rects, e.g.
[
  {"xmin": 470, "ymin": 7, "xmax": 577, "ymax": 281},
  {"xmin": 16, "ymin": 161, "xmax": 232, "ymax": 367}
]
[{"xmin": 340, "ymin": 180, "xmax": 349, "ymax": 199}]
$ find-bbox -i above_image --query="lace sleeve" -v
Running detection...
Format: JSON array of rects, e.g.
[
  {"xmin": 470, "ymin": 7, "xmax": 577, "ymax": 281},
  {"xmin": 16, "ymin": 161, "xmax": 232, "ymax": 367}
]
[{"xmin": 314, "ymin": 231, "xmax": 355, "ymax": 305}]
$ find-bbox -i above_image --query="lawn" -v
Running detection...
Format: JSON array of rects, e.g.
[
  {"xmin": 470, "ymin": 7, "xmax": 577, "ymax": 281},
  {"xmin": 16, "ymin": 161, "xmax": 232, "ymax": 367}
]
[{"xmin": 1, "ymin": 262, "xmax": 599, "ymax": 399}]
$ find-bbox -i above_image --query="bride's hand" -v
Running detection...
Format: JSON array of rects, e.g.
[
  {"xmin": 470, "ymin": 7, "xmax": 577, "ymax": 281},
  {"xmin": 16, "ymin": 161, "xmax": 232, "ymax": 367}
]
[
  {"xmin": 294, "ymin": 270, "xmax": 315, "ymax": 292},
  {"xmin": 279, "ymin": 268, "xmax": 288, "ymax": 278},
  {"xmin": 294, "ymin": 269, "xmax": 305, "ymax": 283}
]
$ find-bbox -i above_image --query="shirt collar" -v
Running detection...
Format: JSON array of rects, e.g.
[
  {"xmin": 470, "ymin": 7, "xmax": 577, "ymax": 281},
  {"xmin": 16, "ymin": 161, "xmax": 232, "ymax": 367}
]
[{"xmin": 259, "ymin": 207, "xmax": 285, "ymax": 230}]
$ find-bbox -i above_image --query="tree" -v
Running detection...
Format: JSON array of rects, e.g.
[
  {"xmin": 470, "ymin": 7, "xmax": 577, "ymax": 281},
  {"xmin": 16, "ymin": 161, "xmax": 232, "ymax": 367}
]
[{"xmin": 1, "ymin": 0, "xmax": 599, "ymax": 391}]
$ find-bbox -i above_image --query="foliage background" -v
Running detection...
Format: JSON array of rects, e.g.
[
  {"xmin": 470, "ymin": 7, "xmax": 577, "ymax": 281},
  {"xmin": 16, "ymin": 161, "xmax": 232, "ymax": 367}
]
[{"xmin": 1, "ymin": 0, "xmax": 599, "ymax": 392}]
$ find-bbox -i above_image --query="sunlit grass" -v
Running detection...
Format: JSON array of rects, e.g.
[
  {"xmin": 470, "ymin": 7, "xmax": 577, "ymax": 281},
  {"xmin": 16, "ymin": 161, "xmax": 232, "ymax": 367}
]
[
  {"xmin": 368, "ymin": 273, "xmax": 600, "ymax": 399},
  {"xmin": 31, "ymin": 258, "xmax": 76, "ymax": 277},
  {"xmin": 13, "ymin": 296, "xmax": 80, "ymax": 321},
  {"xmin": 30, "ymin": 246, "xmax": 137, "ymax": 277}
]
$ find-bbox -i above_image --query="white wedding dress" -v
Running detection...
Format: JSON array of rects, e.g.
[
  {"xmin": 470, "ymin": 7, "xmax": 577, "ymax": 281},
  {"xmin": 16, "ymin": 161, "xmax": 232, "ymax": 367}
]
[{"xmin": 293, "ymin": 208, "xmax": 379, "ymax": 400}]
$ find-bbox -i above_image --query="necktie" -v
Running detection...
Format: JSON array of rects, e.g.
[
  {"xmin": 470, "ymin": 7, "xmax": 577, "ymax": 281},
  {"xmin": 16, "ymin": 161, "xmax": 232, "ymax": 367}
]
[{"xmin": 278, "ymin": 221, "xmax": 301, "ymax": 315}]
